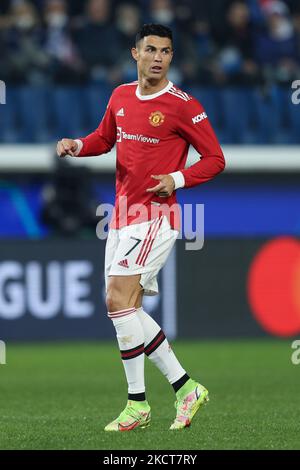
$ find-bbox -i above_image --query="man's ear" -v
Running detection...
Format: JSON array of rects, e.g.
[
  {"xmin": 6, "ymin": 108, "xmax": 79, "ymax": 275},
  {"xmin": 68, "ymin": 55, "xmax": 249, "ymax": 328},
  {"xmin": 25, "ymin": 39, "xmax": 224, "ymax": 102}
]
[{"xmin": 131, "ymin": 47, "xmax": 138, "ymax": 61}]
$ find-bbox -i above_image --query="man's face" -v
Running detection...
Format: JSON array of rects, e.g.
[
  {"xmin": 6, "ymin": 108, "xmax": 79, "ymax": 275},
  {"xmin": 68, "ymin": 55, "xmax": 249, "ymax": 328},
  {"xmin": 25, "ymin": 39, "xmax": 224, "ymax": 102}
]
[{"xmin": 132, "ymin": 35, "xmax": 173, "ymax": 81}]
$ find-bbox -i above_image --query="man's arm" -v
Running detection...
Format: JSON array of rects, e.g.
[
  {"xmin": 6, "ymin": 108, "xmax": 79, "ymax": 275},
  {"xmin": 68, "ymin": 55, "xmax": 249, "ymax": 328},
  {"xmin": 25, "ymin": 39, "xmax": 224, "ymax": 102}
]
[
  {"xmin": 57, "ymin": 138, "xmax": 79, "ymax": 157},
  {"xmin": 57, "ymin": 97, "xmax": 117, "ymax": 158},
  {"xmin": 171, "ymin": 98, "xmax": 225, "ymax": 189},
  {"xmin": 146, "ymin": 98, "xmax": 225, "ymax": 197}
]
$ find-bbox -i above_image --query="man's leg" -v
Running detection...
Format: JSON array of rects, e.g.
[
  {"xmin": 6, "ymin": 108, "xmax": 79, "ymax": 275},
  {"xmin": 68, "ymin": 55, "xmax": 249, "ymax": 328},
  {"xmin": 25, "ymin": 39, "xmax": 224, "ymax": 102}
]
[
  {"xmin": 135, "ymin": 292, "xmax": 209, "ymax": 430},
  {"xmin": 104, "ymin": 274, "xmax": 151, "ymax": 431},
  {"xmin": 134, "ymin": 292, "xmax": 187, "ymax": 388}
]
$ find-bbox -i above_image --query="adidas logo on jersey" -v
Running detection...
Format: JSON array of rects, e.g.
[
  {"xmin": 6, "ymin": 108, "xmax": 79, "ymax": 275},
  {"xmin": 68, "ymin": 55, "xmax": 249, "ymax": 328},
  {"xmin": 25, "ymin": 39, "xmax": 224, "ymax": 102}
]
[
  {"xmin": 118, "ymin": 259, "xmax": 129, "ymax": 268},
  {"xmin": 116, "ymin": 108, "xmax": 125, "ymax": 116}
]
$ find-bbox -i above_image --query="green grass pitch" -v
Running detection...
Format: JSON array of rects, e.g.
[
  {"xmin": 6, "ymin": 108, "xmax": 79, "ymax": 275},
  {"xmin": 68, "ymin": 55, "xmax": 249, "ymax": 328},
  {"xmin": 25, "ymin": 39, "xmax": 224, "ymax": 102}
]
[{"xmin": 0, "ymin": 340, "xmax": 299, "ymax": 450}]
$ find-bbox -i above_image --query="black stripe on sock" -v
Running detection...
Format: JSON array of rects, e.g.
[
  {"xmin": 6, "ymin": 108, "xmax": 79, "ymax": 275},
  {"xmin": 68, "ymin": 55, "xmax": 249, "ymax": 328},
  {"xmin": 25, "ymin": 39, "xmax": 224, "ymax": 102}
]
[
  {"xmin": 144, "ymin": 330, "xmax": 166, "ymax": 356},
  {"xmin": 128, "ymin": 392, "xmax": 146, "ymax": 401},
  {"xmin": 120, "ymin": 343, "xmax": 144, "ymax": 360},
  {"xmin": 172, "ymin": 373, "xmax": 190, "ymax": 393}
]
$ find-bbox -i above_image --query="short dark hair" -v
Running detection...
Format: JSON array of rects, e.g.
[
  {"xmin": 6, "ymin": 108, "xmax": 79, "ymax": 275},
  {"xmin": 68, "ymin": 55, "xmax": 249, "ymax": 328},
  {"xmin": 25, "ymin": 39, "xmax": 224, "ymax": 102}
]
[{"xmin": 135, "ymin": 24, "xmax": 173, "ymax": 47}]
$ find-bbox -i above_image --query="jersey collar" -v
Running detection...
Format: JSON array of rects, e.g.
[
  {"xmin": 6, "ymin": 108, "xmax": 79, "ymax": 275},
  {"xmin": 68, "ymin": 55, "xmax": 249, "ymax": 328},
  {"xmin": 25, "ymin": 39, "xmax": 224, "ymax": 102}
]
[{"xmin": 136, "ymin": 80, "xmax": 173, "ymax": 101}]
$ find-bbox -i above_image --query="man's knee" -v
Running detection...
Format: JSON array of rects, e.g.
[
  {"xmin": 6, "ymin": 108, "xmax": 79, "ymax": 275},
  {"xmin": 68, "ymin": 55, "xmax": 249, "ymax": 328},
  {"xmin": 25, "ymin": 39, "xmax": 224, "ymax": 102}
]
[
  {"xmin": 106, "ymin": 276, "xmax": 141, "ymax": 312},
  {"xmin": 106, "ymin": 286, "xmax": 123, "ymax": 312}
]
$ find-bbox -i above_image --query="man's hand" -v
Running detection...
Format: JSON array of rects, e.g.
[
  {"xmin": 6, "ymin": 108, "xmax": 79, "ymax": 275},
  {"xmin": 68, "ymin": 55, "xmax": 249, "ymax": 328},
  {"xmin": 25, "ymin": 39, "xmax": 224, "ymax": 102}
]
[
  {"xmin": 56, "ymin": 138, "xmax": 79, "ymax": 157},
  {"xmin": 146, "ymin": 174, "xmax": 175, "ymax": 197}
]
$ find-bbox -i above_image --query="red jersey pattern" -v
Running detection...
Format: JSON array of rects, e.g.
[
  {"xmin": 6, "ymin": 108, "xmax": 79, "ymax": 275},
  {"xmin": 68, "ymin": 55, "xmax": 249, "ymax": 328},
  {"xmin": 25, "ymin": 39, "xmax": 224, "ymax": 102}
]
[{"xmin": 78, "ymin": 81, "xmax": 225, "ymax": 230}]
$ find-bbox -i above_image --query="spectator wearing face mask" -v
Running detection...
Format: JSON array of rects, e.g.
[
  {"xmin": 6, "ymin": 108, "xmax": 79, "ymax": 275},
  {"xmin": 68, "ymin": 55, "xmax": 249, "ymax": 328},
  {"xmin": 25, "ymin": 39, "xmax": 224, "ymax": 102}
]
[
  {"xmin": 73, "ymin": 0, "xmax": 121, "ymax": 85},
  {"xmin": 214, "ymin": 1, "xmax": 262, "ymax": 86},
  {"xmin": 147, "ymin": 0, "xmax": 182, "ymax": 56},
  {"xmin": 43, "ymin": 0, "xmax": 85, "ymax": 84},
  {"xmin": 173, "ymin": 14, "xmax": 216, "ymax": 87},
  {"xmin": 3, "ymin": 0, "xmax": 49, "ymax": 85},
  {"xmin": 115, "ymin": 3, "xmax": 141, "ymax": 82},
  {"xmin": 254, "ymin": 0, "xmax": 300, "ymax": 83},
  {"xmin": 292, "ymin": 10, "xmax": 300, "ymax": 59},
  {"xmin": 146, "ymin": 0, "xmax": 184, "ymax": 83}
]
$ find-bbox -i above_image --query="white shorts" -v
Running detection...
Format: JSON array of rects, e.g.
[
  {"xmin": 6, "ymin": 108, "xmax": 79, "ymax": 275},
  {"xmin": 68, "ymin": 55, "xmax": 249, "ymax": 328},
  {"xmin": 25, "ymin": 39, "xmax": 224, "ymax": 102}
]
[{"xmin": 104, "ymin": 216, "xmax": 178, "ymax": 296}]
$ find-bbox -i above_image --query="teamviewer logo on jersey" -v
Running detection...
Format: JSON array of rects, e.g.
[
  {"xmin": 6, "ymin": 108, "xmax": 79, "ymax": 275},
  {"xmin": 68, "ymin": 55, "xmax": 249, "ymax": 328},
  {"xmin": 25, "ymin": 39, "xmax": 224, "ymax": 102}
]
[
  {"xmin": 192, "ymin": 112, "xmax": 207, "ymax": 124},
  {"xmin": 117, "ymin": 126, "xmax": 122, "ymax": 142},
  {"xmin": 116, "ymin": 127, "xmax": 160, "ymax": 144}
]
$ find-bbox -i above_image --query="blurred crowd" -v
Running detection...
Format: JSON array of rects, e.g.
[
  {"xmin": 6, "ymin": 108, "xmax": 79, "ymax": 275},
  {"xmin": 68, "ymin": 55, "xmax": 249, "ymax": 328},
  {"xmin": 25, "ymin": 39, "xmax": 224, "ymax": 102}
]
[{"xmin": 0, "ymin": 0, "xmax": 300, "ymax": 88}]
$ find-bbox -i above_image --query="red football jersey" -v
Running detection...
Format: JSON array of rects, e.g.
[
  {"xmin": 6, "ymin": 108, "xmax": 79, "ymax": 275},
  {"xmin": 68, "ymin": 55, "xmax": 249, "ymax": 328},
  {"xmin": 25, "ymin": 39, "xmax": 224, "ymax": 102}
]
[{"xmin": 77, "ymin": 80, "xmax": 225, "ymax": 230}]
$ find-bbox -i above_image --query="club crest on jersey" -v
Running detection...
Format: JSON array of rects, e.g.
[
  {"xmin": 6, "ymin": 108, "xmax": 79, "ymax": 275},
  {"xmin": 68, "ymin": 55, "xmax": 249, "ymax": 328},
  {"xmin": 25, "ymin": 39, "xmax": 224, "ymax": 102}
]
[{"xmin": 149, "ymin": 111, "xmax": 165, "ymax": 127}]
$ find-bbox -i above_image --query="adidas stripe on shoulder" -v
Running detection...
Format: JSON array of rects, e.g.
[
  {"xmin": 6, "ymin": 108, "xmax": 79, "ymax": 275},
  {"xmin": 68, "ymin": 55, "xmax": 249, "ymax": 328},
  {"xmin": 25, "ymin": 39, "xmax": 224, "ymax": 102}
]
[{"xmin": 167, "ymin": 86, "xmax": 192, "ymax": 102}]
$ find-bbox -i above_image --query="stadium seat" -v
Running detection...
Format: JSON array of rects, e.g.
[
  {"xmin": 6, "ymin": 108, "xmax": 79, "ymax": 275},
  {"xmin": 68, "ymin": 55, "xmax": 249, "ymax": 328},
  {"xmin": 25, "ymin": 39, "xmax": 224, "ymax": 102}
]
[
  {"xmin": 83, "ymin": 83, "xmax": 112, "ymax": 131},
  {"xmin": 186, "ymin": 86, "xmax": 227, "ymax": 142},
  {"xmin": 286, "ymin": 87, "xmax": 300, "ymax": 144},
  {"xmin": 49, "ymin": 86, "xmax": 85, "ymax": 140},
  {"xmin": 251, "ymin": 85, "xmax": 286, "ymax": 144},
  {"xmin": 187, "ymin": 86, "xmax": 218, "ymax": 127},
  {"xmin": 18, "ymin": 86, "xmax": 50, "ymax": 142},
  {"xmin": 220, "ymin": 87, "xmax": 254, "ymax": 144},
  {"xmin": 0, "ymin": 86, "xmax": 20, "ymax": 143},
  {"xmin": 1, "ymin": 83, "xmax": 298, "ymax": 144}
]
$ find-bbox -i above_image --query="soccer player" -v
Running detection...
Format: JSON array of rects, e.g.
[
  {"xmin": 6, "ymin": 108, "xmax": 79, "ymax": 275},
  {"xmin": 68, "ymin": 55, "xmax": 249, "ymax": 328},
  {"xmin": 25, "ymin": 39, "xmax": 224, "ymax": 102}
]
[{"xmin": 56, "ymin": 24, "xmax": 225, "ymax": 431}]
